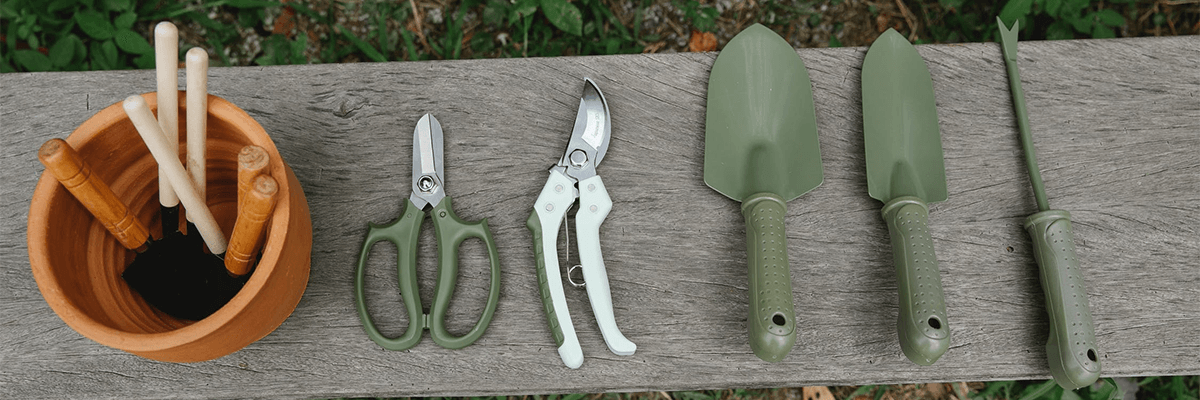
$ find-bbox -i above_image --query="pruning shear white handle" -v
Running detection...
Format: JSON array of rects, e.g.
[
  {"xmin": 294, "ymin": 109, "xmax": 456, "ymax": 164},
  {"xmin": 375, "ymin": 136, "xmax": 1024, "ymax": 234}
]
[
  {"xmin": 530, "ymin": 170, "xmax": 584, "ymax": 368},
  {"xmin": 575, "ymin": 175, "xmax": 635, "ymax": 356}
]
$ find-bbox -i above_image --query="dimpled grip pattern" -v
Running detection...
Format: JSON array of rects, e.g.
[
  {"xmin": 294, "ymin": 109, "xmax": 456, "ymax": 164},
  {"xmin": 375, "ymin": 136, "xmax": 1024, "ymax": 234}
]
[
  {"xmin": 1025, "ymin": 210, "xmax": 1100, "ymax": 389},
  {"xmin": 882, "ymin": 196, "xmax": 950, "ymax": 365},
  {"xmin": 741, "ymin": 192, "xmax": 796, "ymax": 362}
]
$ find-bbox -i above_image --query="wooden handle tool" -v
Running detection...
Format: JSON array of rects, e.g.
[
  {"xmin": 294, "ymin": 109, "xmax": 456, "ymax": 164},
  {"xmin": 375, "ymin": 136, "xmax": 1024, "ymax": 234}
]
[
  {"xmin": 124, "ymin": 94, "xmax": 227, "ymax": 254},
  {"xmin": 224, "ymin": 175, "xmax": 278, "ymax": 276},
  {"xmin": 237, "ymin": 145, "xmax": 269, "ymax": 208},
  {"xmin": 185, "ymin": 47, "xmax": 208, "ymax": 222},
  {"xmin": 38, "ymin": 138, "xmax": 150, "ymax": 251},
  {"xmin": 154, "ymin": 21, "xmax": 180, "ymax": 208}
]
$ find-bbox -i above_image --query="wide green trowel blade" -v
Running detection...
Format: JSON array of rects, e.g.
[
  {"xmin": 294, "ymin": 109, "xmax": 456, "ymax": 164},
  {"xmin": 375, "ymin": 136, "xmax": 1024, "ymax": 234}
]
[
  {"xmin": 863, "ymin": 29, "xmax": 947, "ymax": 204},
  {"xmin": 704, "ymin": 24, "xmax": 822, "ymax": 201},
  {"xmin": 703, "ymin": 23, "xmax": 822, "ymax": 363}
]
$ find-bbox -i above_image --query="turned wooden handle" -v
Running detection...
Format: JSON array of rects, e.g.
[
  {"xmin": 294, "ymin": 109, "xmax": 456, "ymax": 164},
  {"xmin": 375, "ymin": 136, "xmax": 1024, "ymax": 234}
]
[
  {"xmin": 38, "ymin": 138, "xmax": 149, "ymax": 251},
  {"xmin": 225, "ymin": 175, "xmax": 278, "ymax": 276},
  {"xmin": 237, "ymin": 145, "xmax": 269, "ymax": 208}
]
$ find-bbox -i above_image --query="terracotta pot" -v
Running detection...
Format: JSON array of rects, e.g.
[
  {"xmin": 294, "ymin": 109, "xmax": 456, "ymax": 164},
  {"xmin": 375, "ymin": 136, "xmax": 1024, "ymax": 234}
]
[{"xmin": 27, "ymin": 92, "xmax": 311, "ymax": 362}]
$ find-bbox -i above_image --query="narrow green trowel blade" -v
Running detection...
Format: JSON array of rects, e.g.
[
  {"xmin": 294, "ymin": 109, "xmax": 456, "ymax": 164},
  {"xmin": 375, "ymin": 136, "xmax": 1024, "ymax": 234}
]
[
  {"xmin": 704, "ymin": 23, "xmax": 823, "ymax": 202},
  {"xmin": 862, "ymin": 28, "xmax": 947, "ymax": 204}
]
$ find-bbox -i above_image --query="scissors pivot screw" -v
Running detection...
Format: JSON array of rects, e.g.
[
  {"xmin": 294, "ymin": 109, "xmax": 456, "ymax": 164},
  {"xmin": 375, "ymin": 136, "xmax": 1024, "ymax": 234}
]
[
  {"xmin": 569, "ymin": 149, "xmax": 589, "ymax": 168},
  {"xmin": 417, "ymin": 175, "xmax": 438, "ymax": 192}
]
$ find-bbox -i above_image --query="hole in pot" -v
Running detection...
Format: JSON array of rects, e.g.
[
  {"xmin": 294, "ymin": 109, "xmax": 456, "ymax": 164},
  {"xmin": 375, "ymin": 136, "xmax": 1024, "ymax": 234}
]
[
  {"xmin": 772, "ymin": 313, "xmax": 786, "ymax": 326},
  {"xmin": 1087, "ymin": 349, "xmax": 1097, "ymax": 362},
  {"xmin": 928, "ymin": 317, "xmax": 942, "ymax": 330}
]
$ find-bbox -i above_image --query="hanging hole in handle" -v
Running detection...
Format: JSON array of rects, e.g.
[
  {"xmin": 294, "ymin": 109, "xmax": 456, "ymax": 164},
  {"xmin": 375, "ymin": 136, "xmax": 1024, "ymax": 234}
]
[
  {"xmin": 1087, "ymin": 349, "xmax": 1097, "ymax": 362},
  {"xmin": 772, "ymin": 313, "xmax": 786, "ymax": 326},
  {"xmin": 927, "ymin": 317, "xmax": 942, "ymax": 330}
]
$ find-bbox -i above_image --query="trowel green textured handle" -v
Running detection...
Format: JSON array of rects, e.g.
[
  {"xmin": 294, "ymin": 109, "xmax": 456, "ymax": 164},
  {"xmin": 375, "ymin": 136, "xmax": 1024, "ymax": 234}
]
[
  {"xmin": 881, "ymin": 196, "xmax": 950, "ymax": 365},
  {"xmin": 741, "ymin": 192, "xmax": 796, "ymax": 362},
  {"xmin": 1025, "ymin": 210, "xmax": 1101, "ymax": 389}
]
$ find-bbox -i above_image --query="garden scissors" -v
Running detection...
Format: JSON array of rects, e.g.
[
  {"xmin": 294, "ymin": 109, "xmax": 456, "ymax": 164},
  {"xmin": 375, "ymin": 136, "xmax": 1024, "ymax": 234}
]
[
  {"xmin": 527, "ymin": 78, "xmax": 635, "ymax": 368},
  {"xmin": 355, "ymin": 114, "xmax": 501, "ymax": 350}
]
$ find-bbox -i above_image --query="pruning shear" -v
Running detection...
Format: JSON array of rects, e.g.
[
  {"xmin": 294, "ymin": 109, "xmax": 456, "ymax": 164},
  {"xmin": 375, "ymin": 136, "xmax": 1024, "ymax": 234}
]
[
  {"xmin": 354, "ymin": 114, "xmax": 502, "ymax": 350},
  {"xmin": 527, "ymin": 78, "xmax": 635, "ymax": 368}
]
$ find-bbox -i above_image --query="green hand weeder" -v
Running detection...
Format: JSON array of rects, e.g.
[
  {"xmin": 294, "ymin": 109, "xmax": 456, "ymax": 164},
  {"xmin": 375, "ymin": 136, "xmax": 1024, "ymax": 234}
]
[{"xmin": 999, "ymin": 18, "xmax": 1101, "ymax": 390}]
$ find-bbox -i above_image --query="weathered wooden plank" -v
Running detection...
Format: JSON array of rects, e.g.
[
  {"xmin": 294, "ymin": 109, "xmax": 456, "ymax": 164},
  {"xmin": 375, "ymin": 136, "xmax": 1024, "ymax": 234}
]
[{"xmin": 1, "ymin": 36, "xmax": 1198, "ymax": 399}]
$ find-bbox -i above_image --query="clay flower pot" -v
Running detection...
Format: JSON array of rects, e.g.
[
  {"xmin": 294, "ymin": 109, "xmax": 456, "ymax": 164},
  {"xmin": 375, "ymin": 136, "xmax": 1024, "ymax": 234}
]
[{"xmin": 27, "ymin": 92, "xmax": 311, "ymax": 362}]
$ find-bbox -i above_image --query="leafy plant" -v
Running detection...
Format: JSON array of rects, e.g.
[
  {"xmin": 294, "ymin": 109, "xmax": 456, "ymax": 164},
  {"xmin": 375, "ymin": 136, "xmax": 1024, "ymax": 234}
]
[
  {"xmin": 474, "ymin": 0, "xmax": 646, "ymax": 58},
  {"xmin": 2, "ymin": 0, "xmax": 159, "ymax": 72},
  {"xmin": 676, "ymin": 0, "xmax": 718, "ymax": 32},
  {"xmin": 0, "ymin": 0, "xmax": 289, "ymax": 72},
  {"xmin": 1138, "ymin": 376, "xmax": 1199, "ymax": 400},
  {"xmin": 998, "ymin": 0, "xmax": 1134, "ymax": 39}
]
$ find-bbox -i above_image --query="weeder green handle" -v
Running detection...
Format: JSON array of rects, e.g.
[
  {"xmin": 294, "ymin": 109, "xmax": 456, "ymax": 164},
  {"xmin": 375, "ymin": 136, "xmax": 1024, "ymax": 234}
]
[
  {"xmin": 427, "ymin": 197, "xmax": 502, "ymax": 349},
  {"xmin": 1025, "ymin": 210, "xmax": 1100, "ymax": 389},
  {"xmin": 882, "ymin": 196, "xmax": 950, "ymax": 365},
  {"xmin": 741, "ymin": 192, "xmax": 796, "ymax": 362},
  {"xmin": 354, "ymin": 199, "xmax": 425, "ymax": 351}
]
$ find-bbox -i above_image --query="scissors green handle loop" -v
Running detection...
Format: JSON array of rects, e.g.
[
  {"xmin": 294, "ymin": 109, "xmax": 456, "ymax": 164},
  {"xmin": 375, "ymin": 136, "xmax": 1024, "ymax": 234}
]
[
  {"xmin": 427, "ymin": 196, "xmax": 502, "ymax": 349},
  {"xmin": 354, "ymin": 197, "xmax": 502, "ymax": 351},
  {"xmin": 355, "ymin": 200, "xmax": 425, "ymax": 350}
]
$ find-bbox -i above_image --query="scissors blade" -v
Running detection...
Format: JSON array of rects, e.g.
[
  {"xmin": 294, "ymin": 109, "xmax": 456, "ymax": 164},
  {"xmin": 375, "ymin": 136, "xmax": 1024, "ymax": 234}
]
[
  {"xmin": 410, "ymin": 113, "xmax": 445, "ymax": 209},
  {"xmin": 559, "ymin": 78, "xmax": 611, "ymax": 180}
]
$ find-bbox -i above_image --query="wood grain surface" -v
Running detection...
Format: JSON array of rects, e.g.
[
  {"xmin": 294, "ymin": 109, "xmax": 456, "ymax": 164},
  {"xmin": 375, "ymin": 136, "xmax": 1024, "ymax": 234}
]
[{"xmin": 1, "ymin": 36, "xmax": 1198, "ymax": 399}]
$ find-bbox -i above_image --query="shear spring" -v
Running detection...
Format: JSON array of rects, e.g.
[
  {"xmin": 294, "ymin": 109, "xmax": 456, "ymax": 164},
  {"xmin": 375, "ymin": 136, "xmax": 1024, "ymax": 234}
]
[{"xmin": 560, "ymin": 206, "xmax": 585, "ymax": 288}]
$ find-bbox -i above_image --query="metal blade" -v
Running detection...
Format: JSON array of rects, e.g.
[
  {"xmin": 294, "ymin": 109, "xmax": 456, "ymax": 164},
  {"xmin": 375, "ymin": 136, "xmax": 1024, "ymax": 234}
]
[
  {"xmin": 409, "ymin": 113, "xmax": 445, "ymax": 209},
  {"xmin": 862, "ymin": 28, "xmax": 947, "ymax": 204},
  {"xmin": 558, "ymin": 77, "xmax": 610, "ymax": 181},
  {"xmin": 703, "ymin": 23, "xmax": 823, "ymax": 202}
]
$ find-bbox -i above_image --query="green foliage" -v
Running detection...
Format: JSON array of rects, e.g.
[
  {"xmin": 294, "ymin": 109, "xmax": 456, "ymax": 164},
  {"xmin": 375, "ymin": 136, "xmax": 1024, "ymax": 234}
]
[
  {"xmin": 997, "ymin": 0, "xmax": 1133, "ymax": 40},
  {"xmin": 1138, "ymin": 376, "xmax": 1200, "ymax": 400},
  {"xmin": 971, "ymin": 378, "xmax": 1123, "ymax": 400},
  {"xmin": 473, "ymin": 0, "xmax": 646, "ymax": 58},
  {"xmin": 676, "ymin": 0, "xmax": 718, "ymax": 32},
  {"xmin": 0, "ymin": 0, "xmax": 284, "ymax": 72},
  {"xmin": 921, "ymin": 0, "xmax": 1139, "ymax": 43},
  {"xmin": 541, "ymin": 0, "xmax": 584, "ymax": 36}
]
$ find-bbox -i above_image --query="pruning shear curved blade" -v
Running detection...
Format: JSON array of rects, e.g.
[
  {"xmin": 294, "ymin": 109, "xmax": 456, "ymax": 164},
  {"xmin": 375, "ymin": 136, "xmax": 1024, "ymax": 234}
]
[{"xmin": 558, "ymin": 78, "xmax": 611, "ymax": 181}]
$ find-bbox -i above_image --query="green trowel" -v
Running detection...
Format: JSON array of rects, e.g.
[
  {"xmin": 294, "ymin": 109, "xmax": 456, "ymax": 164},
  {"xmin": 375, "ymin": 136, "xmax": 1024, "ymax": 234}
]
[
  {"xmin": 703, "ymin": 23, "xmax": 823, "ymax": 362},
  {"xmin": 861, "ymin": 28, "xmax": 951, "ymax": 365},
  {"xmin": 998, "ymin": 18, "xmax": 1100, "ymax": 390}
]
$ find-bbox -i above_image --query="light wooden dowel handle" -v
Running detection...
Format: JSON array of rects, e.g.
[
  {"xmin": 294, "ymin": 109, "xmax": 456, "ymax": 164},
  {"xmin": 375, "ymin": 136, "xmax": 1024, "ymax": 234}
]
[
  {"xmin": 185, "ymin": 47, "xmax": 209, "ymax": 222},
  {"xmin": 154, "ymin": 21, "xmax": 180, "ymax": 207},
  {"xmin": 38, "ymin": 138, "xmax": 149, "ymax": 251},
  {"xmin": 124, "ymin": 94, "xmax": 227, "ymax": 254},
  {"xmin": 225, "ymin": 175, "xmax": 278, "ymax": 276},
  {"xmin": 238, "ymin": 145, "xmax": 269, "ymax": 208}
]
